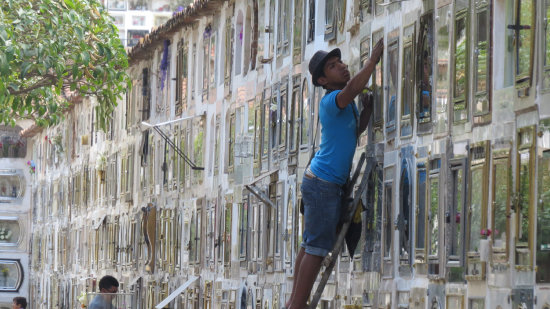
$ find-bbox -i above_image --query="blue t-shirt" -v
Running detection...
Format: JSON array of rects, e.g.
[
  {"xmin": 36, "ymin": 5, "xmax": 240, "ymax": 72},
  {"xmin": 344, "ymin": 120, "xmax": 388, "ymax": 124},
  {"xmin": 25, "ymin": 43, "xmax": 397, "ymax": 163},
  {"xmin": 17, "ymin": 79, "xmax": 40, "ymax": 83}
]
[{"xmin": 310, "ymin": 90, "xmax": 358, "ymax": 185}]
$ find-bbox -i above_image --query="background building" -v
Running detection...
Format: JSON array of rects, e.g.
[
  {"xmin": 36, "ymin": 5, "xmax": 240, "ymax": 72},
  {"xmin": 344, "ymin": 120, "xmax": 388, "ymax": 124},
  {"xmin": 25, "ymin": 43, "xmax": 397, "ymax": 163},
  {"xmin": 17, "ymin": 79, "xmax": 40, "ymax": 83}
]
[
  {"xmin": 24, "ymin": 0, "xmax": 550, "ymax": 308},
  {"xmin": 102, "ymin": 0, "xmax": 192, "ymax": 47}
]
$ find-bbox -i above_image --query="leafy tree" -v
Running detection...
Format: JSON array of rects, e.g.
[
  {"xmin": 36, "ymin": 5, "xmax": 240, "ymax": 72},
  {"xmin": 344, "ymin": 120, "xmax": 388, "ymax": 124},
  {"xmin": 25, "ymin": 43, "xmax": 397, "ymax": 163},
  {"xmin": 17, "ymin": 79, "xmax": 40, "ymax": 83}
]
[{"xmin": 0, "ymin": 0, "xmax": 130, "ymax": 129}]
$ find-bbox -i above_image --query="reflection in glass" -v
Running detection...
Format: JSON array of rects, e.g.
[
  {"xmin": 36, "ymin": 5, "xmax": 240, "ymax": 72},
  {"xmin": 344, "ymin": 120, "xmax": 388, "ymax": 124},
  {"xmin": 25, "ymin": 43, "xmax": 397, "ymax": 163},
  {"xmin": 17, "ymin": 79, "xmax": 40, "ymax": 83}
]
[
  {"xmin": 366, "ymin": 167, "xmax": 382, "ymax": 271},
  {"xmin": 454, "ymin": 13, "xmax": 467, "ymax": 104},
  {"xmin": 280, "ymin": 87, "xmax": 287, "ymax": 148},
  {"xmin": 0, "ymin": 173, "xmax": 24, "ymax": 200},
  {"xmin": 416, "ymin": 167, "xmax": 427, "ymax": 255},
  {"xmin": 469, "ymin": 167, "xmax": 483, "ymax": 252},
  {"xmin": 492, "ymin": 160, "xmax": 509, "ymax": 251},
  {"xmin": 518, "ymin": 151, "xmax": 530, "ymax": 244},
  {"xmin": 537, "ymin": 151, "xmax": 550, "ymax": 282},
  {"xmin": 469, "ymin": 298, "xmax": 485, "ymax": 309},
  {"xmin": 290, "ymin": 84, "xmax": 300, "ymax": 152},
  {"xmin": 545, "ymin": 0, "xmax": 550, "ymax": 89},
  {"xmin": 285, "ymin": 188, "xmax": 294, "ymax": 265},
  {"xmin": 447, "ymin": 296, "xmax": 463, "ymax": 309},
  {"xmin": 402, "ymin": 44, "xmax": 414, "ymax": 117},
  {"xmin": 359, "ymin": 37, "xmax": 371, "ymax": 146},
  {"xmin": 325, "ymin": 0, "xmax": 335, "ymax": 35},
  {"xmin": 516, "ymin": 0, "xmax": 533, "ymax": 82},
  {"xmin": 300, "ymin": 82, "xmax": 310, "ymax": 147},
  {"xmin": 399, "ymin": 168, "xmax": 410, "ymax": 262},
  {"xmin": 372, "ymin": 30, "xmax": 384, "ymax": 129},
  {"xmin": 449, "ymin": 166, "xmax": 463, "ymax": 259},
  {"xmin": 239, "ymin": 202, "xmax": 249, "ymax": 258},
  {"xmin": 474, "ymin": 8, "xmax": 489, "ymax": 115},
  {"xmin": 547, "ymin": 1, "xmax": 550, "ymax": 66},
  {"xmin": 263, "ymin": 97, "xmax": 269, "ymax": 157},
  {"xmin": 387, "ymin": 38, "xmax": 399, "ymax": 129},
  {"xmin": 417, "ymin": 12, "xmax": 433, "ymax": 124},
  {"xmin": 435, "ymin": 5, "xmax": 450, "ymax": 133},
  {"xmin": 429, "ymin": 177, "xmax": 439, "ymax": 256},
  {"xmin": 384, "ymin": 183, "xmax": 392, "ymax": 258}
]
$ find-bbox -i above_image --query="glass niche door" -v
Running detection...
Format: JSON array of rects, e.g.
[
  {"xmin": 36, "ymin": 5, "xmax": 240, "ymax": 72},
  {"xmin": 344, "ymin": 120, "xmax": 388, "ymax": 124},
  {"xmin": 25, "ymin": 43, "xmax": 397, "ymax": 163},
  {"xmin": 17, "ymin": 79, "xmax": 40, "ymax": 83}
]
[
  {"xmin": 516, "ymin": 126, "xmax": 535, "ymax": 269},
  {"xmin": 537, "ymin": 120, "xmax": 550, "ymax": 283}
]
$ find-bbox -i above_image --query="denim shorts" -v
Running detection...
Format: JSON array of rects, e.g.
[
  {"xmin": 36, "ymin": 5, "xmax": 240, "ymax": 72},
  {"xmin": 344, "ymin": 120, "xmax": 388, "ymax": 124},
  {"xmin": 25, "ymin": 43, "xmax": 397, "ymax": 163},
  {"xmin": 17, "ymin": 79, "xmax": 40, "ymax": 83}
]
[{"xmin": 300, "ymin": 172, "xmax": 344, "ymax": 257}]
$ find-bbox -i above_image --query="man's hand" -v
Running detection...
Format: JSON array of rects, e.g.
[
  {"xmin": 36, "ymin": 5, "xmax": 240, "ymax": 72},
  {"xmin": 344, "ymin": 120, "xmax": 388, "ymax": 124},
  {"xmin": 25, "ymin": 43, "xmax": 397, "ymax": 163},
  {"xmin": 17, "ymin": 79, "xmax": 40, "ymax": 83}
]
[
  {"xmin": 371, "ymin": 38, "xmax": 384, "ymax": 63},
  {"xmin": 337, "ymin": 39, "xmax": 384, "ymax": 108}
]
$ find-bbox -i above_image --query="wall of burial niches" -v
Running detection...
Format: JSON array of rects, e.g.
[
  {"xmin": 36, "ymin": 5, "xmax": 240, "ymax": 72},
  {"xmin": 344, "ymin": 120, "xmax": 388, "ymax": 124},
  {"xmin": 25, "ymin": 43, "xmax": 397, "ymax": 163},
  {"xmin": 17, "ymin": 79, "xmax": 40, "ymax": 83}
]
[{"xmin": 24, "ymin": 0, "xmax": 550, "ymax": 308}]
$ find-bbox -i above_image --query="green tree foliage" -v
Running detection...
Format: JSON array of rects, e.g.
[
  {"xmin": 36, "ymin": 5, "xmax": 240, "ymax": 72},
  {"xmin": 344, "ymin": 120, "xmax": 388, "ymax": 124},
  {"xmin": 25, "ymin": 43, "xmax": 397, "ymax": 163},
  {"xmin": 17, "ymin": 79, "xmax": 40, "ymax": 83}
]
[{"xmin": 0, "ymin": 0, "xmax": 130, "ymax": 129}]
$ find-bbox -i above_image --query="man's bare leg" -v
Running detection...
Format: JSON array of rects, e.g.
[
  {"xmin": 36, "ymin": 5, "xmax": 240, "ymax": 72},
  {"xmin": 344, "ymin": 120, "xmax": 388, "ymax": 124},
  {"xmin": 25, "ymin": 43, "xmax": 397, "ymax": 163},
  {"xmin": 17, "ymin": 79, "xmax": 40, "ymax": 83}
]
[
  {"xmin": 285, "ymin": 248, "xmax": 306, "ymax": 308},
  {"xmin": 289, "ymin": 252, "xmax": 323, "ymax": 309}
]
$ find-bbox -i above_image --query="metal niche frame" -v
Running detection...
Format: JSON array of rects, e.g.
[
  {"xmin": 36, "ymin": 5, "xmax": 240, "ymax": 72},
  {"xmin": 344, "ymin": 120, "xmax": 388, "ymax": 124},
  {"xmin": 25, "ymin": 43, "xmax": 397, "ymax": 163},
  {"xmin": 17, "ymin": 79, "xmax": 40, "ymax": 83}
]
[{"xmin": 0, "ymin": 259, "xmax": 24, "ymax": 292}]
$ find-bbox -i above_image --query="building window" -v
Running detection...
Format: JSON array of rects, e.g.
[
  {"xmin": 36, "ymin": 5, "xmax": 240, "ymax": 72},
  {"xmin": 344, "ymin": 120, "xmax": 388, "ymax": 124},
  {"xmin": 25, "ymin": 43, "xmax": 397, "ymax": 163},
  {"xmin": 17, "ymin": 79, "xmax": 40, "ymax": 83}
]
[
  {"xmin": 401, "ymin": 25, "xmax": 415, "ymax": 138},
  {"xmin": 512, "ymin": 0, "xmax": 535, "ymax": 91},
  {"xmin": 417, "ymin": 11, "xmax": 434, "ymax": 126},
  {"xmin": 270, "ymin": 85, "xmax": 279, "ymax": 151},
  {"xmin": 0, "ymin": 259, "xmax": 23, "ymax": 292},
  {"xmin": 108, "ymin": 0, "xmax": 126, "ymax": 10},
  {"xmin": 277, "ymin": 0, "xmax": 291, "ymax": 56}
]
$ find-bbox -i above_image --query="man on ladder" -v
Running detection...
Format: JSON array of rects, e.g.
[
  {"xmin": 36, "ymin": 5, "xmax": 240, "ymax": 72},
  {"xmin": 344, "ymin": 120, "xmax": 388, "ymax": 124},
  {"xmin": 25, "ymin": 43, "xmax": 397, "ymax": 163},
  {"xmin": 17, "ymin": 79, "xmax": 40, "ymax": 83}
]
[{"xmin": 285, "ymin": 39, "xmax": 383, "ymax": 309}]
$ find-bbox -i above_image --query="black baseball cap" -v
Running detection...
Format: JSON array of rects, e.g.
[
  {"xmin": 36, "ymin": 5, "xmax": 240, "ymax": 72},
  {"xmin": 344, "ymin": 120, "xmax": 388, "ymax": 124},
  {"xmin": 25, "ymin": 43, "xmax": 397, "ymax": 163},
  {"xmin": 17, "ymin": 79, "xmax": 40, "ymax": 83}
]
[{"xmin": 308, "ymin": 48, "xmax": 341, "ymax": 86}]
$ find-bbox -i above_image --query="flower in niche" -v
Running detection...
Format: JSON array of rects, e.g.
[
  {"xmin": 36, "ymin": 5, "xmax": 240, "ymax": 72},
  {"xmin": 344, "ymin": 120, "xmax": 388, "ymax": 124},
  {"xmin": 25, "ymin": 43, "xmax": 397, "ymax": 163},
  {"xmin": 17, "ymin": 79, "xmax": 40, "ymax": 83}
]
[{"xmin": 480, "ymin": 228, "xmax": 491, "ymax": 237}]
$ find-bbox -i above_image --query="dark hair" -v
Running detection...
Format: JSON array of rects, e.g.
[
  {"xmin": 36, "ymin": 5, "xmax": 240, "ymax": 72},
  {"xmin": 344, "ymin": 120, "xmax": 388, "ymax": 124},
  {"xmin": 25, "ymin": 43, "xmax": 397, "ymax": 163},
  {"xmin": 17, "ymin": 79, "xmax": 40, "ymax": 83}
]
[
  {"xmin": 98, "ymin": 275, "xmax": 119, "ymax": 291},
  {"xmin": 13, "ymin": 297, "xmax": 27, "ymax": 308}
]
